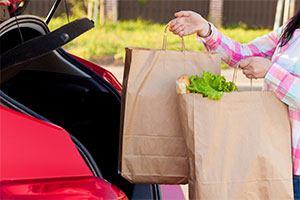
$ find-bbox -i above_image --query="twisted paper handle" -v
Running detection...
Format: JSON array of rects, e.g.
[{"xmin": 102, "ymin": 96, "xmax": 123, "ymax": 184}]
[
  {"xmin": 232, "ymin": 64, "xmax": 253, "ymax": 91},
  {"xmin": 162, "ymin": 24, "xmax": 186, "ymax": 51}
]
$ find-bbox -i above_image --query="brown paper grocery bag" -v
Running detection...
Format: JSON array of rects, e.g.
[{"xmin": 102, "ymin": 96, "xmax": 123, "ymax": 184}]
[
  {"xmin": 119, "ymin": 28, "xmax": 221, "ymax": 184},
  {"xmin": 178, "ymin": 91, "xmax": 293, "ymax": 199}
]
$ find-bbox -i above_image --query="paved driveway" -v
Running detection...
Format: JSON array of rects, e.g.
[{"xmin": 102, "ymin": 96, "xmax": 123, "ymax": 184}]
[{"xmin": 103, "ymin": 64, "xmax": 264, "ymax": 90}]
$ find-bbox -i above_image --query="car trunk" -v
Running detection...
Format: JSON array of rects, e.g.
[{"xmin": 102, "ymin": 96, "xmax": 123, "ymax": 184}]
[
  {"xmin": 0, "ymin": 15, "xmax": 160, "ymax": 199},
  {"xmin": 0, "ymin": 51, "xmax": 130, "ymax": 193}
]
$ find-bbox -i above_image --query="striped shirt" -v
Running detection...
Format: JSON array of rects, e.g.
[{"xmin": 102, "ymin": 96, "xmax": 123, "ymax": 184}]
[{"xmin": 200, "ymin": 23, "xmax": 300, "ymax": 175}]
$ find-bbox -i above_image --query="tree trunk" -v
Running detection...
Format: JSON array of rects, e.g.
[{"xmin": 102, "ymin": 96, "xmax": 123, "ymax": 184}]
[
  {"xmin": 290, "ymin": 0, "xmax": 296, "ymax": 17},
  {"xmin": 100, "ymin": 0, "xmax": 104, "ymax": 24},
  {"xmin": 93, "ymin": 0, "xmax": 99, "ymax": 23},
  {"xmin": 274, "ymin": 0, "xmax": 284, "ymax": 29},
  {"xmin": 283, "ymin": 0, "xmax": 291, "ymax": 24},
  {"xmin": 209, "ymin": 0, "xmax": 224, "ymax": 27},
  {"xmin": 88, "ymin": 0, "xmax": 93, "ymax": 19},
  {"xmin": 112, "ymin": 0, "xmax": 118, "ymax": 24}
]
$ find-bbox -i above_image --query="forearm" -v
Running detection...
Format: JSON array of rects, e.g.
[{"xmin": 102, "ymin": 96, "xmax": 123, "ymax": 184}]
[
  {"xmin": 265, "ymin": 63, "xmax": 300, "ymax": 110},
  {"xmin": 198, "ymin": 24, "xmax": 280, "ymax": 67}
]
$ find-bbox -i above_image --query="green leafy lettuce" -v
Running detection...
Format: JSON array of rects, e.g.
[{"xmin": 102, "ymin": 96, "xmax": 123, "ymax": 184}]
[{"xmin": 187, "ymin": 71, "xmax": 238, "ymax": 100}]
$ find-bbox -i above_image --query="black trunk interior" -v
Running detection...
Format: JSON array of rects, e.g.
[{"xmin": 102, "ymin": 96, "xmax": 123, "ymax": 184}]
[{"xmin": 0, "ymin": 68, "xmax": 134, "ymax": 197}]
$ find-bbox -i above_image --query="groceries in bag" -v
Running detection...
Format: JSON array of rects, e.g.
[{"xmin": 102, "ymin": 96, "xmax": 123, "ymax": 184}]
[
  {"xmin": 176, "ymin": 71, "xmax": 238, "ymax": 100},
  {"xmin": 176, "ymin": 71, "xmax": 293, "ymax": 199}
]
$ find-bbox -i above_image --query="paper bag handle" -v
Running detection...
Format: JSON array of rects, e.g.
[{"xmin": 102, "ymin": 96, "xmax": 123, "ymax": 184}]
[
  {"xmin": 232, "ymin": 65, "xmax": 253, "ymax": 91},
  {"xmin": 162, "ymin": 24, "xmax": 186, "ymax": 51}
]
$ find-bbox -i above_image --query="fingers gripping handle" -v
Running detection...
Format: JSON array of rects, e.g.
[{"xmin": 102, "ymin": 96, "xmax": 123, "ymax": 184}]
[
  {"xmin": 232, "ymin": 64, "xmax": 253, "ymax": 91},
  {"xmin": 232, "ymin": 65, "xmax": 238, "ymax": 83},
  {"xmin": 162, "ymin": 24, "xmax": 186, "ymax": 51}
]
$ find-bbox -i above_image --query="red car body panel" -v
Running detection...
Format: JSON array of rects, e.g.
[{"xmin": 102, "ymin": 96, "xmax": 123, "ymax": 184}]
[
  {"xmin": 0, "ymin": 105, "xmax": 93, "ymax": 181},
  {"xmin": 71, "ymin": 54, "xmax": 122, "ymax": 94}
]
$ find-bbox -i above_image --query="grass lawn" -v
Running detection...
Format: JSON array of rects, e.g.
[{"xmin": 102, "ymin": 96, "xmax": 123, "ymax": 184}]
[{"xmin": 49, "ymin": 17, "xmax": 271, "ymax": 68}]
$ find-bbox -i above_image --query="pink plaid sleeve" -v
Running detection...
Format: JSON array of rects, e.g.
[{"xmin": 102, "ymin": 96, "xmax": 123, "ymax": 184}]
[
  {"xmin": 265, "ymin": 63, "xmax": 300, "ymax": 110},
  {"xmin": 199, "ymin": 24, "xmax": 283, "ymax": 67}
]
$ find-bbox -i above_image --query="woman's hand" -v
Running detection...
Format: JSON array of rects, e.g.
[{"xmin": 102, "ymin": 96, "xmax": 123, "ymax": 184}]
[
  {"xmin": 169, "ymin": 11, "xmax": 210, "ymax": 37},
  {"xmin": 239, "ymin": 57, "xmax": 273, "ymax": 79}
]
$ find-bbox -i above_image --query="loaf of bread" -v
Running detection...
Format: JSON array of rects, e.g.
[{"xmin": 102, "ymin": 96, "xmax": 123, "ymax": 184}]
[{"xmin": 176, "ymin": 74, "xmax": 190, "ymax": 94}]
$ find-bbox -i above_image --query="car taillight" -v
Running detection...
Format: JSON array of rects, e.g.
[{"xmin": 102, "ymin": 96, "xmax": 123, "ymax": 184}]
[{"xmin": 0, "ymin": 176, "xmax": 128, "ymax": 200}]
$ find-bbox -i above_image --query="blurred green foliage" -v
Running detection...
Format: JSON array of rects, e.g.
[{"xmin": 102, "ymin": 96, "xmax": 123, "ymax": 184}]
[
  {"xmin": 49, "ymin": 17, "xmax": 270, "ymax": 68},
  {"xmin": 138, "ymin": 0, "xmax": 148, "ymax": 3}
]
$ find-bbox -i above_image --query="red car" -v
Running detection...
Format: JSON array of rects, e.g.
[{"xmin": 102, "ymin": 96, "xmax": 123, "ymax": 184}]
[{"xmin": 0, "ymin": 1, "xmax": 162, "ymax": 199}]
